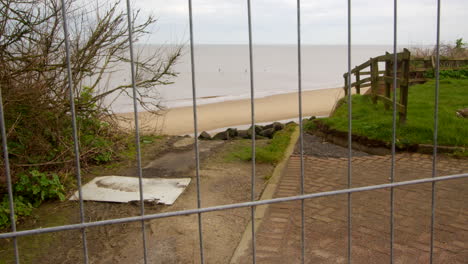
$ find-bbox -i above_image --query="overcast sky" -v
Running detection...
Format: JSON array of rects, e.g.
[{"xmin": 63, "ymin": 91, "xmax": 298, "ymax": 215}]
[{"xmin": 130, "ymin": 0, "xmax": 467, "ymax": 45}]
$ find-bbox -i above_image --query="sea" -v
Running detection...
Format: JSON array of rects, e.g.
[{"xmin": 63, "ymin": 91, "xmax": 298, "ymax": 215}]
[{"xmin": 97, "ymin": 45, "xmax": 400, "ymax": 113}]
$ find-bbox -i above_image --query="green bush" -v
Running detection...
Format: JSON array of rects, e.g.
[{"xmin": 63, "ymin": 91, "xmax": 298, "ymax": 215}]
[
  {"xmin": 15, "ymin": 170, "xmax": 66, "ymax": 204},
  {"xmin": 0, "ymin": 170, "xmax": 65, "ymax": 228},
  {"xmin": 303, "ymin": 119, "xmax": 317, "ymax": 132},
  {"xmin": 424, "ymin": 67, "xmax": 468, "ymax": 79},
  {"xmin": 0, "ymin": 196, "xmax": 33, "ymax": 228}
]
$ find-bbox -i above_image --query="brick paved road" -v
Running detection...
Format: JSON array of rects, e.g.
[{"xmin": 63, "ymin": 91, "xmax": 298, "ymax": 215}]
[{"xmin": 236, "ymin": 153, "xmax": 468, "ymax": 263}]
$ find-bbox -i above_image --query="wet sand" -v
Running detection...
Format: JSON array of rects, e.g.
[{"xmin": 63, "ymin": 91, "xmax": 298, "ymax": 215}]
[{"xmin": 116, "ymin": 87, "xmax": 358, "ymax": 135}]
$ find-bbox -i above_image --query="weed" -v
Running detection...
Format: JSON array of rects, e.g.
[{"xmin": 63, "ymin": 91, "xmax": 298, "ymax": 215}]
[
  {"xmin": 0, "ymin": 170, "xmax": 65, "ymax": 228},
  {"xmin": 303, "ymin": 120, "xmax": 317, "ymax": 131},
  {"xmin": 424, "ymin": 66, "xmax": 468, "ymax": 79},
  {"xmin": 226, "ymin": 124, "xmax": 297, "ymax": 164}
]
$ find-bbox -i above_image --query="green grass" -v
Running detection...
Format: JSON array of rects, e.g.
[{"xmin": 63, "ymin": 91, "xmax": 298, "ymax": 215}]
[
  {"xmin": 226, "ymin": 124, "xmax": 297, "ymax": 164},
  {"xmin": 320, "ymin": 78, "xmax": 468, "ymax": 149}
]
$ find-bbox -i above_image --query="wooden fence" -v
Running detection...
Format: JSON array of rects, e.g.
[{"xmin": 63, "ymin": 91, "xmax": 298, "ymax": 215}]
[
  {"xmin": 343, "ymin": 48, "xmax": 411, "ymax": 123},
  {"xmin": 409, "ymin": 57, "xmax": 468, "ymax": 82},
  {"xmin": 343, "ymin": 49, "xmax": 468, "ymax": 124}
]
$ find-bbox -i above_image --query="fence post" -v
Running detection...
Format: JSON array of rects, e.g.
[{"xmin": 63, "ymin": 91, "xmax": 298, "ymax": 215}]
[
  {"xmin": 370, "ymin": 58, "xmax": 378, "ymax": 104},
  {"xmin": 384, "ymin": 52, "xmax": 391, "ymax": 110},
  {"xmin": 399, "ymin": 49, "xmax": 410, "ymax": 124},
  {"xmin": 355, "ymin": 68, "xmax": 361, "ymax": 95},
  {"xmin": 344, "ymin": 74, "xmax": 348, "ymax": 96}
]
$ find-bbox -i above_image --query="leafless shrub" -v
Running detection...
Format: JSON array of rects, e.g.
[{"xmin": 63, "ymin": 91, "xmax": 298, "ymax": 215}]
[
  {"xmin": 410, "ymin": 38, "xmax": 468, "ymax": 59},
  {"xmin": 0, "ymin": 0, "xmax": 181, "ymax": 182}
]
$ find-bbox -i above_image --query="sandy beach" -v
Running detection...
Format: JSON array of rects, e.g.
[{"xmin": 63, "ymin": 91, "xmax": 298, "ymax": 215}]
[{"xmin": 117, "ymin": 87, "xmax": 354, "ymax": 135}]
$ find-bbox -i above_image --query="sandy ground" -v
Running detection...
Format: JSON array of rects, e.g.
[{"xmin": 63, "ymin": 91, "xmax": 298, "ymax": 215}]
[
  {"xmin": 117, "ymin": 88, "xmax": 350, "ymax": 136},
  {"xmin": 0, "ymin": 137, "xmax": 273, "ymax": 264}
]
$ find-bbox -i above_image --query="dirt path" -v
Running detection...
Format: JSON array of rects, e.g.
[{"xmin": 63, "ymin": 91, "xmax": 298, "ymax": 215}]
[{"xmin": 0, "ymin": 137, "xmax": 274, "ymax": 264}]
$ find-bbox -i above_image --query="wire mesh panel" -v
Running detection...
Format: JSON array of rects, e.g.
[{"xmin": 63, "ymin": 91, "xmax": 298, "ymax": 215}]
[{"xmin": 0, "ymin": 0, "xmax": 467, "ymax": 263}]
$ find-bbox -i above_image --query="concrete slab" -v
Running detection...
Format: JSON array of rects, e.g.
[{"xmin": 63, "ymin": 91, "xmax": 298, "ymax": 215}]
[{"xmin": 69, "ymin": 176, "xmax": 190, "ymax": 205}]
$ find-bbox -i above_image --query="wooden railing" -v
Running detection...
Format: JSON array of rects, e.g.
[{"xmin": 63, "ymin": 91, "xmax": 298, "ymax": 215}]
[
  {"xmin": 409, "ymin": 57, "xmax": 468, "ymax": 82},
  {"xmin": 343, "ymin": 48, "xmax": 411, "ymax": 123},
  {"xmin": 343, "ymin": 49, "xmax": 468, "ymax": 124}
]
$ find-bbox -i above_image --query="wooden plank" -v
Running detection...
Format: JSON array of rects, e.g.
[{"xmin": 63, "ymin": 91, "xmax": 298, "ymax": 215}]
[
  {"xmin": 344, "ymin": 75, "xmax": 348, "ymax": 96},
  {"xmin": 409, "ymin": 78, "xmax": 427, "ymax": 83},
  {"xmin": 384, "ymin": 53, "xmax": 391, "ymax": 111},
  {"xmin": 381, "ymin": 76, "xmax": 402, "ymax": 84},
  {"xmin": 410, "ymin": 68, "xmax": 430, "ymax": 72},
  {"xmin": 400, "ymin": 56, "xmax": 410, "ymax": 123},
  {"xmin": 371, "ymin": 59, "xmax": 379, "ymax": 104},
  {"xmin": 356, "ymin": 71, "xmax": 361, "ymax": 94},
  {"xmin": 350, "ymin": 77, "xmax": 372, "ymax": 87},
  {"xmin": 375, "ymin": 95, "xmax": 406, "ymax": 113},
  {"xmin": 411, "ymin": 58, "xmax": 430, "ymax": 61},
  {"xmin": 375, "ymin": 50, "xmax": 411, "ymax": 62},
  {"xmin": 343, "ymin": 60, "xmax": 372, "ymax": 77},
  {"xmin": 439, "ymin": 58, "xmax": 468, "ymax": 62},
  {"xmin": 360, "ymin": 70, "xmax": 386, "ymax": 75},
  {"xmin": 440, "ymin": 66, "xmax": 468, "ymax": 70},
  {"xmin": 408, "ymin": 58, "xmax": 468, "ymax": 63},
  {"xmin": 352, "ymin": 60, "xmax": 372, "ymax": 73}
]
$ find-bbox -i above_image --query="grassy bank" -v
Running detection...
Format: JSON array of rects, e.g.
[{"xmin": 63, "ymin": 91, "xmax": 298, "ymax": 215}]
[
  {"xmin": 226, "ymin": 124, "xmax": 297, "ymax": 164},
  {"xmin": 318, "ymin": 78, "xmax": 468, "ymax": 150}
]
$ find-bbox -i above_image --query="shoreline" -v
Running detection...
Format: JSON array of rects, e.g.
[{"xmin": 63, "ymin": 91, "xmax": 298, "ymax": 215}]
[
  {"xmin": 156, "ymin": 85, "xmax": 343, "ymax": 109},
  {"xmin": 116, "ymin": 87, "xmax": 358, "ymax": 136}
]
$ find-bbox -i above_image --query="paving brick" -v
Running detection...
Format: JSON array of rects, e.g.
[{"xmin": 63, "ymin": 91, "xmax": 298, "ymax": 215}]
[{"xmin": 235, "ymin": 153, "xmax": 468, "ymax": 263}]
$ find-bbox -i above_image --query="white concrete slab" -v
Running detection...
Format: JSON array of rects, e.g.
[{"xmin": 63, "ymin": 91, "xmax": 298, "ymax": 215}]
[{"xmin": 69, "ymin": 176, "xmax": 191, "ymax": 205}]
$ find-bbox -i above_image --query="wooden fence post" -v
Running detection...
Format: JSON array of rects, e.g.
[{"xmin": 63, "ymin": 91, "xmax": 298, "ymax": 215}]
[
  {"xmin": 399, "ymin": 48, "xmax": 410, "ymax": 124},
  {"xmin": 344, "ymin": 74, "xmax": 348, "ymax": 96},
  {"xmin": 384, "ymin": 52, "xmax": 391, "ymax": 110},
  {"xmin": 355, "ymin": 68, "xmax": 361, "ymax": 94},
  {"xmin": 370, "ymin": 58, "xmax": 378, "ymax": 104}
]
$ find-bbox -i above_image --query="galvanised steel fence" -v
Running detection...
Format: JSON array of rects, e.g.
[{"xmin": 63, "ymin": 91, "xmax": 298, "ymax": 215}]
[{"xmin": 1, "ymin": 0, "xmax": 467, "ymax": 263}]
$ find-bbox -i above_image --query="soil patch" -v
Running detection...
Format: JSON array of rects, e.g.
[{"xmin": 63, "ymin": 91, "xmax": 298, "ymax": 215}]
[{"xmin": 0, "ymin": 137, "xmax": 273, "ymax": 264}]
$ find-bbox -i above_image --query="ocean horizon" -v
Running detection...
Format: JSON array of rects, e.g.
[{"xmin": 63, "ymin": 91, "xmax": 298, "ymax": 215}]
[{"xmin": 96, "ymin": 44, "xmax": 411, "ymax": 113}]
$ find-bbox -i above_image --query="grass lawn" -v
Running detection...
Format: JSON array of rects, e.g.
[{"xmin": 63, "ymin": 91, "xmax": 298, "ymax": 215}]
[
  {"xmin": 225, "ymin": 123, "xmax": 297, "ymax": 164},
  {"xmin": 319, "ymin": 78, "xmax": 468, "ymax": 149}
]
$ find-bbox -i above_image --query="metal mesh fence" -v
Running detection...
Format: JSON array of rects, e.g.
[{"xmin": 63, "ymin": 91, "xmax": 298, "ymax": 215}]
[{"xmin": 1, "ymin": 0, "xmax": 467, "ymax": 263}]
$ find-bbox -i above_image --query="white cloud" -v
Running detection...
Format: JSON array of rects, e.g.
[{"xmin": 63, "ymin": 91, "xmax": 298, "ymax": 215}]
[{"xmin": 128, "ymin": 0, "xmax": 467, "ymax": 45}]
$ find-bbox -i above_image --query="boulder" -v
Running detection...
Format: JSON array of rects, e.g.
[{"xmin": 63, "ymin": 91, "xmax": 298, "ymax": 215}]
[
  {"xmin": 237, "ymin": 129, "xmax": 249, "ymax": 139},
  {"xmin": 456, "ymin": 108, "xmax": 468, "ymax": 118},
  {"xmin": 213, "ymin": 131, "xmax": 229, "ymax": 140},
  {"xmin": 251, "ymin": 125, "xmax": 263, "ymax": 134},
  {"xmin": 247, "ymin": 125, "xmax": 263, "ymax": 137},
  {"xmin": 247, "ymin": 129, "xmax": 267, "ymax": 139},
  {"xmin": 309, "ymin": 116, "xmax": 317, "ymax": 121},
  {"xmin": 211, "ymin": 128, "xmax": 238, "ymax": 140},
  {"xmin": 226, "ymin": 128, "xmax": 238, "ymax": 138},
  {"xmin": 263, "ymin": 123, "xmax": 274, "ymax": 130},
  {"xmin": 260, "ymin": 127, "xmax": 276, "ymax": 138},
  {"xmin": 285, "ymin": 121, "xmax": 296, "ymax": 126},
  {"xmin": 272, "ymin": 122, "xmax": 284, "ymax": 131},
  {"xmin": 198, "ymin": 131, "xmax": 211, "ymax": 140},
  {"xmin": 263, "ymin": 122, "xmax": 283, "ymax": 131}
]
